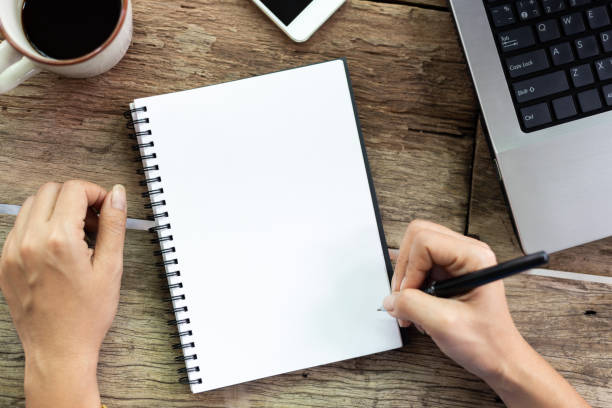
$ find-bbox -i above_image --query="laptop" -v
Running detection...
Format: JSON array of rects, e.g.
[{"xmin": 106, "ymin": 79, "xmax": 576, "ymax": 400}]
[{"xmin": 449, "ymin": 0, "xmax": 612, "ymax": 254}]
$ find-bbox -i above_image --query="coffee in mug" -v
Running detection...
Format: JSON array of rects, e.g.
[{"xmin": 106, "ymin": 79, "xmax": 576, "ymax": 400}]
[
  {"xmin": 0, "ymin": 0, "xmax": 133, "ymax": 94},
  {"xmin": 22, "ymin": 0, "xmax": 123, "ymax": 60}
]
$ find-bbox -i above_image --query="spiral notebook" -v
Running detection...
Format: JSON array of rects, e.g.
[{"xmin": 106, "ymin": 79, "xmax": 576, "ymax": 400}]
[{"xmin": 127, "ymin": 59, "xmax": 403, "ymax": 393}]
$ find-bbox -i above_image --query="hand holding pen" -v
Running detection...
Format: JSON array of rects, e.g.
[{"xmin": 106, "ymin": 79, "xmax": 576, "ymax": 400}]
[
  {"xmin": 382, "ymin": 220, "xmax": 589, "ymax": 408},
  {"xmin": 379, "ymin": 251, "xmax": 547, "ymax": 305}
]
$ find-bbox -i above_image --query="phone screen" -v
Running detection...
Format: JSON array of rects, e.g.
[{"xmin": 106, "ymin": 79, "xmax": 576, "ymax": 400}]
[{"xmin": 261, "ymin": 0, "xmax": 314, "ymax": 26}]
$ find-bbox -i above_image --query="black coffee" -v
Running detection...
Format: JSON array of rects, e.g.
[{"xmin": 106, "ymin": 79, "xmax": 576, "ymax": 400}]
[{"xmin": 22, "ymin": 0, "xmax": 122, "ymax": 60}]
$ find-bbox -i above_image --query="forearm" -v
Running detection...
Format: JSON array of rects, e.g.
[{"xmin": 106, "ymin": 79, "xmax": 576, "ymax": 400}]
[
  {"xmin": 486, "ymin": 336, "xmax": 590, "ymax": 408},
  {"xmin": 25, "ymin": 351, "xmax": 101, "ymax": 408}
]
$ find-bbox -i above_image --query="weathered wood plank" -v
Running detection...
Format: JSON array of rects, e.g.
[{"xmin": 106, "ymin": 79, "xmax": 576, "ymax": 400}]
[
  {"xmin": 0, "ymin": 0, "xmax": 477, "ymax": 248},
  {"xmin": 505, "ymin": 274, "xmax": 611, "ymax": 407},
  {"xmin": 384, "ymin": 0, "xmax": 448, "ymax": 8},
  {"xmin": 467, "ymin": 120, "xmax": 612, "ymax": 276},
  {"xmin": 0, "ymin": 215, "xmax": 609, "ymax": 407},
  {"xmin": 466, "ymin": 121, "xmax": 524, "ymax": 261}
]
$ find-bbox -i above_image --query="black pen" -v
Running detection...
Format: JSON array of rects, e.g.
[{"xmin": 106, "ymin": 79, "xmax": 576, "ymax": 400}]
[{"xmin": 379, "ymin": 251, "xmax": 548, "ymax": 310}]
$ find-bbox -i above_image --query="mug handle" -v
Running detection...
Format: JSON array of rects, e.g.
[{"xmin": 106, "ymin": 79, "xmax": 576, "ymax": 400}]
[{"xmin": 0, "ymin": 41, "xmax": 41, "ymax": 94}]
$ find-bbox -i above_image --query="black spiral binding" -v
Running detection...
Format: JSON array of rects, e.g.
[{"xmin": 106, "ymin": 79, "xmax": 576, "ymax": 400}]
[{"xmin": 125, "ymin": 106, "xmax": 203, "ymax": 387}]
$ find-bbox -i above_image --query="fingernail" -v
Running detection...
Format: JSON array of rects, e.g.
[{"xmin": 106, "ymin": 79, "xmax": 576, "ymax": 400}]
[
  {"xmin": 400, "ymin": 276, "xmax": 407, "ymax": 290},
  {"xmin": 383, "ymin": 293, "xmax": 397, "ymax": 312},
  {"xmin": 111, "ymin": 185, "xmax": 126, "ymax": 211}
]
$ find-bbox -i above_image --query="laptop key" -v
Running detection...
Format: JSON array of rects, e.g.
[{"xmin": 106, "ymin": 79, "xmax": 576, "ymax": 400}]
[
  {"xmin": 550, "ymin": 42, "xmax": 575, "ymax": 65},
  {"xmin": 575, "ymin": 36, "xmax": 600, "ymax": 59},
  {"xmin": 491, "ymin": 5, "xmax": 516, "ymax": 27},
  {"xmin": 516, "ymin": 0, "xmax": 541, "ymax": 21},
  {"xmin": 603, "ymin": 84, "xmax": 612, "ymax": 106},
  {"xmin": 594, "ymin": 57, "xmax": 612, "ymax": 80},
  {"xmin": 506, "ymin": 49, "xmax": 549, "ymax": 78},
  {"xmin": 570, "ymin": 64, "xmax": 595, "ymax": 87},
  {"xmin": 520, "ymin": 103, "xmax": 552, "ymax": 129},
  {"xmin": 552, "ymin": 95, "xmax": 577, "ymax": 119},
  {"xmin": 483, "ymin": 0, "xmax": 612, "ymax": 132},
  {"xmin": 601, "ymin": 30, "xmax": 612, "ymax": 53},
  {"xmin": 499, "ymin": 26, "xmax": 535, "ymax": 52},
  {"xmin": 561, "ymin": 13, "xmax": 585, "ymax": 35},
  {"xmin": 542, "ymin": 0, "xmax": 566, "ymax": 14},
  {"xmin": 587, "ymin": 6, "xmax": 610, "ymax": 29},
  {"xmin": 569, "ymin": 0, "xmax": 591, "ymax": 6},
  {"xmin": 536, "ymin": 20, "xmax": 561, "ymax": 42},
  {"xmin": 513, "ymin": 71, "xmax": 569, "ymax": 103},
  {"xmin": 577, "ymin": 89, "xmax": 602, "ymax": 112}
]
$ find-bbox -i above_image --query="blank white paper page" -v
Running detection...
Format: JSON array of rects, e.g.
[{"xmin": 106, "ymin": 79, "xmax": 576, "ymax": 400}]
[{"xmin": 133, "ymin": 59, "xmax": 403, "ymax": 393}]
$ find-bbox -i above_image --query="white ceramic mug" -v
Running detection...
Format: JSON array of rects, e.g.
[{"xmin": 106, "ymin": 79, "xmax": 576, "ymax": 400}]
[{"xmin": 0, "ymin": 0, "xmax": 132, "ymax": 94}]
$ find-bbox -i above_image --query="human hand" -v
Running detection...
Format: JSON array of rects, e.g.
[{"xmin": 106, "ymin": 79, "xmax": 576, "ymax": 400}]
[
  {"xmin": 384, "ymin": 220, "xmax": 517, "ymax": 381},
  {"xmin": 0, "ymin": 181, "xmax": 127, "ymax": 408},
  {"xmin": 383, "ymin": 220, "xmax": 589, "ymax": 408}
]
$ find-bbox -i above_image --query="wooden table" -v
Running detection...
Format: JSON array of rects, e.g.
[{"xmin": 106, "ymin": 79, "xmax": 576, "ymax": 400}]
[{"xmin": 0, "ymin": 1, "xmax": 610, "ymax": 406}]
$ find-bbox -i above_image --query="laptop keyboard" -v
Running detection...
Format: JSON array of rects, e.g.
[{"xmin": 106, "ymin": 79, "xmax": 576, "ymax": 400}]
[{"xmin": 484, "ymin": 0, "xmax": 612, "ymax": 132}]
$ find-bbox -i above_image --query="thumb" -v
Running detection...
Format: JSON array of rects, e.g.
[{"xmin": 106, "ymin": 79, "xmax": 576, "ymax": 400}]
[
  {"xmin": 93, "ymin": 184, "xmax": 127, "ymax": 275},
  {"xmin": 383, "ymin": 289, "xmax": 457, "ymax": 334}
]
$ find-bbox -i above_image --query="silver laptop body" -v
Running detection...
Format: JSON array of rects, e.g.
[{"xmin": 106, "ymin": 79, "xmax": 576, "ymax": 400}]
[{"xmin": 449, "ymin": 0, "xmax": 612, "ymax": 253}]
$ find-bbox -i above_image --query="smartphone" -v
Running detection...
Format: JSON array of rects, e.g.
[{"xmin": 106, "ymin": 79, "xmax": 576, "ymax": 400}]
[{"xmin": 251, "ymin": 0, "xmax": 346, "ymax": 42}]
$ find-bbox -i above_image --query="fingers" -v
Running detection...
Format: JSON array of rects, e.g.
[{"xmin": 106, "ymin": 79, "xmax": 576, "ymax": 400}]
[
  {"xmin": 400, "ymin": 229, "xmax": 496, "ymax": 291},
  {"xmin": 388, "ymin": 248, "xmax": 399, "ymax": 263},
  {"xmin": 392, "ymin": 221, "xmax": 494, "ymax": 328},
  {"xmin": 12, "ymin": 196, "xmax": 35, "ymax": 241},
  {"xmin": 393, "ymin": 220, "xmax": 460, "ymax": 291},
  {"xmin": 29, "ymin": 182, "xmax": 62, "ymax": 223},
  {"xmin": 51, "ymin": 180, "xmax": 107, "ymax": 227},
  {"xmin": 384, "ymin": 288, "xmax": 458, "ymax": 334},
  {"xmin": 392, "ymin": 220, "xmax": 493, "ymax": 292},
  {"xmin": 92, "ymin": 185, "xmax": 127, "ymax": 277}
]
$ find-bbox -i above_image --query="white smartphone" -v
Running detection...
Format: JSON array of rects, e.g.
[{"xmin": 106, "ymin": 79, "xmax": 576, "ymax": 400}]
[{"xmin": 251, "ymin": 0, "xmax": 346, "ymax": 42}]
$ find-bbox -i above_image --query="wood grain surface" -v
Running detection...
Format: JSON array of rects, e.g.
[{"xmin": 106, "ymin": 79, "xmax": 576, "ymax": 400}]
[
  {"xmin": 0, "ymin": 0, "xmax": 477, "ymax": 248},
  {"xmin": 395, "ymin": 0, "xmax": 448, "ymax": 8},
  {"xmin": 1, "ymin": 0, "xmax": 610, "ymax": 406},
  {"xmin": 467, "ymin": 121, "xmax": 612, "ymax": 277},
  {"xmin": 0, "ymin": 214, "xmax": 609, "ymax": 407}
]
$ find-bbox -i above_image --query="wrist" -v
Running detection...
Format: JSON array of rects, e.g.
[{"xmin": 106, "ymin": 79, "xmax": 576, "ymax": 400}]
[
  {"xmin": 481, "ymin": 333, "xmax": 579, "ymax": 408},
  {"xmin": 25, "ymin": 349, "xmax": 101, "ymax": 408},
  {"xmin": 480, "ymin": 326, "xmax": 532, "ymax": 392},
  {"xmin": 483, "ymin": 335, "xmax": 532, "ymax": 393}
]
